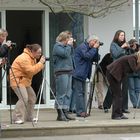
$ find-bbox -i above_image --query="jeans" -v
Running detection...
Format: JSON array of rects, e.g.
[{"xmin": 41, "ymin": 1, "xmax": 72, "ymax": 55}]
[
  {"xmin": 69, "ymin": 78, "xmax": 76, "ymax": 111},
  {"xmin": 128, "ymin": 76, "xmax": 140, "ymax": 108},
  {"xmin": 72, "ymin": 77, "xmax": 86, "ymax": 116},
  {"xmin": 55, "ymin": 74, "xmax": 72, "ymax": 110}
]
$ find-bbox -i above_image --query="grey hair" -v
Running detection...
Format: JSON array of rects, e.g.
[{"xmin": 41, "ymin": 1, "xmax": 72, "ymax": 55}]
[
  {"xmin": 86, "ymin": 35, "xmax": 99, "ymax": 43},
  {"xmin": 0, "ymin": 28, "xmax": 8, "ymax": 35}
]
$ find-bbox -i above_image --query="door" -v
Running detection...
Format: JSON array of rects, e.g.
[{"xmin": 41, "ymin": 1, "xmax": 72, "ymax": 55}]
[{"xmin": 4, "ymin": 10, "xmax": 49, "ymax": 108}]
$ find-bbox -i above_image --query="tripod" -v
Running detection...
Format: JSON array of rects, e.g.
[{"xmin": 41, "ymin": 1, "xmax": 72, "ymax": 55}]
[
  {"xmin": 0, "ymin": 56, "xmax": 13, "ymax": 124},
  {"xmin": 85, "ymin": 62, "xmax": 110, "ymax": 116},
  {"xmin": 35, "ymin": 70, "xmax": 68, "ymax": 124}
]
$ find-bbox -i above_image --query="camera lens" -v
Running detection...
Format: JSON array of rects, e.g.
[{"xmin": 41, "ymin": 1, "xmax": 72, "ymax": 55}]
[
  {"xmin": 11, "ymin": 42, "xmax": 17, "ymax": 48},
  {"xmin": 99, "ymin": 42, "xmax": 104, "ymax": 46}
]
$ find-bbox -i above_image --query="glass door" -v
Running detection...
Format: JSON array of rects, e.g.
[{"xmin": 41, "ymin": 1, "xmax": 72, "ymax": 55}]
[
  {"xmin": 0, "ymin": 11, "xmax": 1, "ymax": 104},
  {"xmin": 0, "ymin": 10, "xmax": 7, "ymax": 108}
]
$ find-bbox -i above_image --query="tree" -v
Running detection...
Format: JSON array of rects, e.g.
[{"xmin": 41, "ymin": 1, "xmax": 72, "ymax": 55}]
[{"xmin": 39, "ymin": 0, "xmax": 131, "ymax": 18}]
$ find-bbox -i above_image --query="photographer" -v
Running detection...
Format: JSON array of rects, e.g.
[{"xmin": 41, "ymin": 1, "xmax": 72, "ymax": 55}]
[
  {"xmin": 107, "ymin": 51, "xmax": 140, "ymax": 120},
  {"xmin": 0, "ymin": 28, "xmax": 12, "ymax": 66},
  {"xmin": 53, "ymin": 31, "xmax": 75, "ymax": 121},
  {"xmin": 10, "ymin": 44, "xmax": 45, "ymax": 124},
  {"xmin": 110, "ymin": 30, "xmax": 129, "ymax": 113},
  {"xmin": 72, "ymin": 35, "xmax": 100, "ymax": 117}
]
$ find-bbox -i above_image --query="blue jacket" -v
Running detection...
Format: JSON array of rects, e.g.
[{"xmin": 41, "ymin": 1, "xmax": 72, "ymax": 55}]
[
  {"xmin": 53, "ymin": 42, "xmax": 74, "ymax": 73},
  {"xmin": 73, "ymin": 41, "xmax": 99, "ymax": 81}
]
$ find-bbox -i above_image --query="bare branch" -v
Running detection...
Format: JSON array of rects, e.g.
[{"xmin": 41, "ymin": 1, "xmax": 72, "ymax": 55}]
[{"xmin": 39, "ymin": 0, "xmax": 131, "ymax": 18}]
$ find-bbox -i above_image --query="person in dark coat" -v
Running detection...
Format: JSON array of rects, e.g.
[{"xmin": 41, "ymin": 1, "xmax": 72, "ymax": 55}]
[
  {"xmin": 0, "ymin": 28, "xmax": 12, "ymax": 64},
  {"xmin": 106, "ymin": 52, "xmax": 140, "ymax": 120},
  {"xmin": 110, "ymin": 30, "xmax": 130, "ymax": 113},
  {"xmin": 0, "ymin": 28, "xmax": 12, "ymax": 103},
  {"xmin": 73, "ymin": 35, "xmax": 100, "ymax": 117}
]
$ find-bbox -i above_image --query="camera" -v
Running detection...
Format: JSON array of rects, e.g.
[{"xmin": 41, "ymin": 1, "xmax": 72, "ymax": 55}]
[
  {"xmin": 45, "ymin": 57, "xmax": 50, "ymax": 61},
  {"xmin": 99, "ymin": 42, "xmax": 104, "ymax": 46},
  {"xmin": 11, "ymin": 42, "xmax": 17, "ymax": 48}
]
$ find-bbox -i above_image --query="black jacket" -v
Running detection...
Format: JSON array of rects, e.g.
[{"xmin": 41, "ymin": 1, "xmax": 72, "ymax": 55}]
[{"xmin": 0, "ymin": 43, "xmax": 9, "ymax": 57}]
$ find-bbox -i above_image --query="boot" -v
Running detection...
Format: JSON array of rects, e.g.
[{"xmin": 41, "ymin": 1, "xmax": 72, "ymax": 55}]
[
  {"xmin": 63, "ymin": 109, "xmax": 75, "ymax": 120},
  {"xmin": 56, "ymin": 109, "xmax": 68, "ymax": 121}
]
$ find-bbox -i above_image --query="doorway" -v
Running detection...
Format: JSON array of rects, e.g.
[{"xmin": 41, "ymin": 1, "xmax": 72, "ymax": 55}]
[{"xmin": 6, "ymin": 10, "xmax": 44, "ymax": 105}]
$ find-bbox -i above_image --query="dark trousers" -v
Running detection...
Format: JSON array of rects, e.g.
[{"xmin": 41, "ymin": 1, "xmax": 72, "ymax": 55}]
[
  {"xmin": 122, "ymin": 76, "xmax": 128, "ymax": 110},
  {"xmin": 103, "ymin": 76, "xmax": 128, "ymax": 110},
  {"xmin": 106, "ymin": 71, "xmax": 123, "ymax": 118},
  {"xmin": 103, "ymin": 87, "xmax": 112, "ymax": 109}
]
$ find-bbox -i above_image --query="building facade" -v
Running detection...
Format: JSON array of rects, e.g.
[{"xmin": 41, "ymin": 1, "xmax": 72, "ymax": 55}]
[{"xmin": 0, "ymin": 0, "xmax": 135, "ymax": 109}]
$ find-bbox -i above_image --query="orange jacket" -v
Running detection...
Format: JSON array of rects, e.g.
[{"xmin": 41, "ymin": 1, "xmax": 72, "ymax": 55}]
[{"xmin": 10, "ymin": 48, "xmax": 44, "ymax": 87}]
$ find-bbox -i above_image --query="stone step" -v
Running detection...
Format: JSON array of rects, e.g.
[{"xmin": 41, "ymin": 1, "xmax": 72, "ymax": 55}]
[{"xmin": 1, "ymin": 108, "xmax": 140, "ymax": 138}]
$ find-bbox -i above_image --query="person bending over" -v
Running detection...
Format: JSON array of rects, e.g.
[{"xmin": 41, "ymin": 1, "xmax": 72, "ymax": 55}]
[
  {"xmin": 106, "ymin": 51, "xmax": 140, "ymax": 120},
  {"xmin": 10, "ymin": 44, "xmax": 45, "ymax": 124}
]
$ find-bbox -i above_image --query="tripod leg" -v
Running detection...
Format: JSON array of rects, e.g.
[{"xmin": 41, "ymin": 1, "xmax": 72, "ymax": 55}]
[
  {"xmin": 45, "ymin": 79, "xmax": 68, "ymax": 121},
  {"xmin": 8, "ymin": 85, "xmax": 12, "ymax": 124},
  {"xmin": 35, "ymin": 78, "xmax": 45, "ymax": 123},
  {"xmin": 6, "ymin": 68, "xmax": 13, "ymax": 124},
  {"xmin": 133, "ymin": 92, "xmax": 140, "ymax": 119}
]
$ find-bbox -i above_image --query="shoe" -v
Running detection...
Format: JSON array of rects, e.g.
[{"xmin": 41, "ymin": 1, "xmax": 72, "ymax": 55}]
[
  {"xmin": 104, "ymin": 109, "xmax": 109, "ymax": 113},
  {"xmin": 112, "ymin": 117, "xmax": 121, "ymax": 120},
  {"xmin": 33, "ymin": 117, "xmax": 38, "ymax": 122},
  {"xmin": 122, "ymin": 109, "xmax": 130, "ymax": 113},
  {"xmin": 68, "ymin": 110, "xmax": 76, "ymax": 114},
  {"xmin": 14, "ymin": 120, "xmax": 24, "ymax": 124},
  {"xmin": 121, "ymin": 115, "xmax": 128, "ymax": 119},
  {"xmin": 63, "ymin": 109, "xmax": 75, "ymax": 120},
  {"xmin": 98, "ymin": 105, "xmax": 103, "ymax": 109},
  {"xmin": 77, "ymin": 112, "xmax": 89, "ymax": 117},
  {"xmin": 26, "ymin": 117, "xmax": 38, "ymax": 122}
]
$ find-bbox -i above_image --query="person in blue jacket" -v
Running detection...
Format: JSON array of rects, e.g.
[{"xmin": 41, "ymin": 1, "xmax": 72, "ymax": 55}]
[
  {"xmin": 53, "ymin": 31, "xmax": 75, "ymax": 121},
  {"xmin": 73, "ymin": 35, "xmax": 100, "ymax": 117}
]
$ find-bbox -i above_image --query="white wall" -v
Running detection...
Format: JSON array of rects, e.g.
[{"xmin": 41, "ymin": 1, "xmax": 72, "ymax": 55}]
[
  {"xmin": 88, "ymin": 2, "xmax": 133, "ymax": 59},
  {"xmin": 88, "ymin": 2, "xmax": 134, "ymax": 108}
]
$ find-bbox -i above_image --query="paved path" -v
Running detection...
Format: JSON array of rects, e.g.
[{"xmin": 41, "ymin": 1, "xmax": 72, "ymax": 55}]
[
  {"xmin": 1, "ymin": 133, "xmax": 140, "ymax": 140},
  {"xmin": 1, "ymin": 108, "xmax": 140, "ymax": 138}
]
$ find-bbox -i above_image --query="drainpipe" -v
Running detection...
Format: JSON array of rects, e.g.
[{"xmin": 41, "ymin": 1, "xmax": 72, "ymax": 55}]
[{"xmin": 135, "ymin": 0, "xmax": 139, "ymax": 43}]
